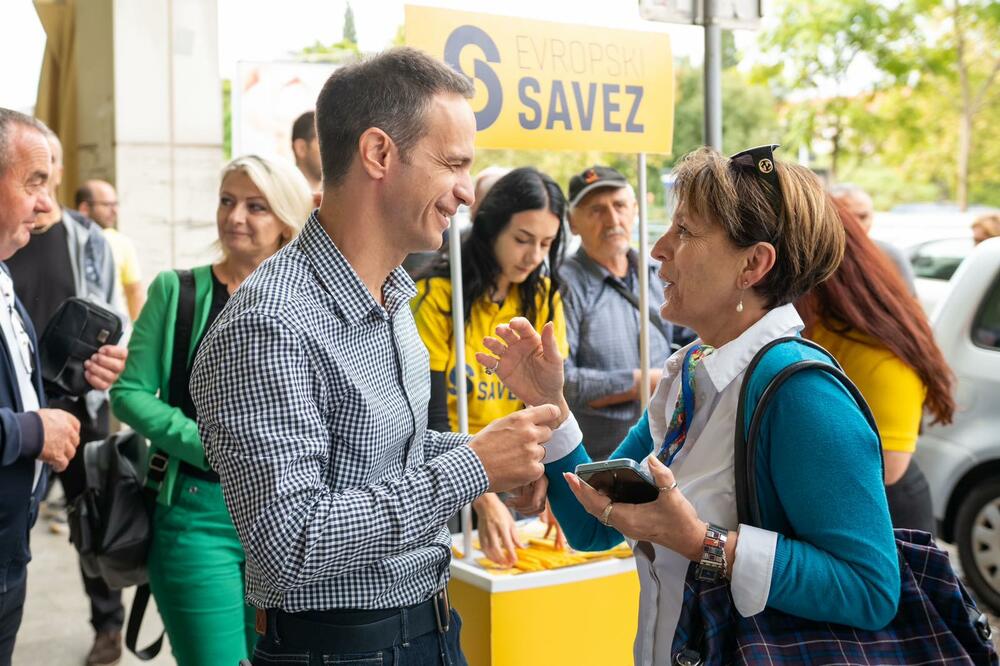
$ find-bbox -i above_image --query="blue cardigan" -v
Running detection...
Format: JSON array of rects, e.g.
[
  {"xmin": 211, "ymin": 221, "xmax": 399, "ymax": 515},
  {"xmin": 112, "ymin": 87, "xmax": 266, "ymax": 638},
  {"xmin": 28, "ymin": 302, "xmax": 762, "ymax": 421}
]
[{"xmin": 545, "ymin": 342, "xmax": 901, "ymax": 630}]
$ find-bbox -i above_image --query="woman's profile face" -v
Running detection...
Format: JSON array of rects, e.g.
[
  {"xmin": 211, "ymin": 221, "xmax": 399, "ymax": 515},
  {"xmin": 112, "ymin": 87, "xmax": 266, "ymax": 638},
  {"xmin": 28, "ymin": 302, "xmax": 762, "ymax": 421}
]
[
  {"xmin": 216, "ymin": 170, "xmax": 289, "ymax": 260},
  {"xmin": 492, "ymin": 208, "xmax": 560, "ymax": 289},
  {"xmin": 652, "ymin": 202, "xmax": 746, "ymax": 333}
]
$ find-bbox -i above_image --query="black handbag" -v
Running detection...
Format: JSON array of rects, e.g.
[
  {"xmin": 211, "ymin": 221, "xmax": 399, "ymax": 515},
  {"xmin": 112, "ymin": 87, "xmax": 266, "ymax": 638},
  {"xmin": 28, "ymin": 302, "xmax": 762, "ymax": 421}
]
[
  {"xmin": 39, "ymin": 297, "xmax": 123, "ymax": 396},
  {"xmin": 67, "ymin": 429, "xmax": 151, "ymax": 589}
]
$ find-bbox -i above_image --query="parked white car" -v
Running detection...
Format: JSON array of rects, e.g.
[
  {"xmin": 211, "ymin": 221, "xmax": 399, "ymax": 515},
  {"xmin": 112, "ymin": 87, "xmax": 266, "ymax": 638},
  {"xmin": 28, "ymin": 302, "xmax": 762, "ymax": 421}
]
[
  {"xmin": 915, "ymin": 236, "xmax": 1000, "ymax": 610},
  {"xmin": 908, "ymin": 237, "xmax": 975, "ymax": 314}
]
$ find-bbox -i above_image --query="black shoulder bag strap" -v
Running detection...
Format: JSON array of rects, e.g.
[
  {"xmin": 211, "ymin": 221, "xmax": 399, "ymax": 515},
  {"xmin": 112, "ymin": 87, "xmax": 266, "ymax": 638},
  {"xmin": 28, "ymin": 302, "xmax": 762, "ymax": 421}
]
[
  {"xmin": 734, "ymin": 336, "xmax": 880, "ymax": 526},
  {"xmin": 126, "ymin": 268, "xmax": 196, "ymax": 661},
  {"xmin": 603, "ymin": 274, "xmax": 673, "ymax": 343},
  {"xmin": 679, "ymin": 336, "xmax": 879, "ymax": 665}
]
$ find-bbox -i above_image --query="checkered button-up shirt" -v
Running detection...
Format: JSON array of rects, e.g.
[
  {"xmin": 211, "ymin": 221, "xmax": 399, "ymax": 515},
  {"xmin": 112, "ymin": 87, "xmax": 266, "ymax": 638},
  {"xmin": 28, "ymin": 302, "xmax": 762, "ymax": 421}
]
[{"xmin": 190, "ymin": 213, "xmax": 488, "ymax": 612}]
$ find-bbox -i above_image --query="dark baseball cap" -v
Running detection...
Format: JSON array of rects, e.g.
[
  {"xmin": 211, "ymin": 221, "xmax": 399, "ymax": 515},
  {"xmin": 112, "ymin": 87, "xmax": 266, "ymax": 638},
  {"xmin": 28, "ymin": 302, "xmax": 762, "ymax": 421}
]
[{"xmin": 568, "ymin": 166, "xmax": 629, "ymax": 209}]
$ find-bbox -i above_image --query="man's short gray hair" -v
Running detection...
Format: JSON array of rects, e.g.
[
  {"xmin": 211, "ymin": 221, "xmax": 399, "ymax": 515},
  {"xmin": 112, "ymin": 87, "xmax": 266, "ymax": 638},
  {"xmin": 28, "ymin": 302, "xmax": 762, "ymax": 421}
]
[{"xmin": 0, "ymin": 108, "xmax": 48, "ymax": 176}]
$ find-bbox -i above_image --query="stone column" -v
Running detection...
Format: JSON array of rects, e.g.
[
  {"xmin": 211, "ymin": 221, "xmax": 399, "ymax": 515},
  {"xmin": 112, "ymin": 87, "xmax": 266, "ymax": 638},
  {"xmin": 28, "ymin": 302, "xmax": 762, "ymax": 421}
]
[{"xmin": 75, "ymin": 0, "xmax": 223, "ymax": 277}]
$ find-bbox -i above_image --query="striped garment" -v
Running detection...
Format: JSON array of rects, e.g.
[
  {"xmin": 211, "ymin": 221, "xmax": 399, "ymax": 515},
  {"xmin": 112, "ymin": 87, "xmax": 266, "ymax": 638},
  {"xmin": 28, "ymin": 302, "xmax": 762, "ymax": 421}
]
[
  {"xmin": 672, "ymin": 529, "xmax": 998, "ymax": 665},
  {"xmin": 190, "ymin": 213, "xmax": 488, "ymax": 612}
]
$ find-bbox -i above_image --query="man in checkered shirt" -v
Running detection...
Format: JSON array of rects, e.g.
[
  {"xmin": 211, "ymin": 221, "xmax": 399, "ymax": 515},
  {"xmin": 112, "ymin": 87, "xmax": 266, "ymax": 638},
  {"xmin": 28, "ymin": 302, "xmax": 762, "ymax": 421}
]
[{"xmin": 190, "ymin": 48, "xmax": 568, "ymax": 665}]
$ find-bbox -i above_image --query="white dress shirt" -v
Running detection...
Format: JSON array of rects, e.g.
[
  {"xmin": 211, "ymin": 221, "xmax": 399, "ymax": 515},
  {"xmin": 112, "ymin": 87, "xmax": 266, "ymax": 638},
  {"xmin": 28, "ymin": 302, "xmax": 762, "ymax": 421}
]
[{"xmin": 0, "ymin": 271, "xmax": 42, "ymax": 489}]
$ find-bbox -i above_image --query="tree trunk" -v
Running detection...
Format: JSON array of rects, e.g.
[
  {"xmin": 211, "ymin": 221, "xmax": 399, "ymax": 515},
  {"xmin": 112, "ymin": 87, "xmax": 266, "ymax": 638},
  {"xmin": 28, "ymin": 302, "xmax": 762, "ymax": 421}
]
[{"xmin": 957, "ymin": 109, "xmax": 971, "ymax": 211}]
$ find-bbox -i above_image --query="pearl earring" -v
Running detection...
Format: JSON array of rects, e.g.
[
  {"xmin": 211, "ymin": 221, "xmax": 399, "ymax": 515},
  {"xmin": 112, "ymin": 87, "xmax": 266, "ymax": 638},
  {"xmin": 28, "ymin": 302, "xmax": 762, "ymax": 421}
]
[{"xmin": 736, "ymin": 280, "xmax": 748, "ymax": 313}]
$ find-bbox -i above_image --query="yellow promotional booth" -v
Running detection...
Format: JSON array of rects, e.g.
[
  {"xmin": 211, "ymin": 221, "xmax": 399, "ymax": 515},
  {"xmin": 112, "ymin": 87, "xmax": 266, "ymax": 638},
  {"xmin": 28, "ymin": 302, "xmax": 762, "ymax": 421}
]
[{"xmin": 406, "ymin": 6, "xmax": 673, "ymax": 664}]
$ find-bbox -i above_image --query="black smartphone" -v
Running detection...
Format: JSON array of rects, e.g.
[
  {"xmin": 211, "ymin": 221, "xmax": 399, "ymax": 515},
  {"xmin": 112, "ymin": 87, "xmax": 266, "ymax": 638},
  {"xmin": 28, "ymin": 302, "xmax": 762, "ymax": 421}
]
[{"xmin": 575, "ymin": 459, "xmax": 659, "ymax": 504}]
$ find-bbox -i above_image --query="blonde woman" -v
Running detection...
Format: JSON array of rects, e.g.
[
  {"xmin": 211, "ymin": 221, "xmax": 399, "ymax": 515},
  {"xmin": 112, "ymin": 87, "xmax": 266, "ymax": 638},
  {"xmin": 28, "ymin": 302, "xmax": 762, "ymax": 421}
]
[{"xmin": 111, "ymin": 155, "xmax": 312, "ymax": 666}]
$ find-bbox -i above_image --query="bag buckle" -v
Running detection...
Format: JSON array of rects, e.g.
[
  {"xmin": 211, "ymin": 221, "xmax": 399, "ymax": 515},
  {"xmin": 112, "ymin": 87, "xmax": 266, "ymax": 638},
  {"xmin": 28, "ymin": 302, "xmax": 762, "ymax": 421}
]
[
  {"xmin": 433, "ymin": 588, "xmax": 450, "ymax": 634},
  {"xmin": 974, "ymin": 610, "xmax": 992, "ymax": 642},
  {"xmin": 148, "ymin": 453, "xmax": 169, "ymax": 475},
  {"xmin": 674, "ymin": 647, "xmax": 703, "ymax": 666}
]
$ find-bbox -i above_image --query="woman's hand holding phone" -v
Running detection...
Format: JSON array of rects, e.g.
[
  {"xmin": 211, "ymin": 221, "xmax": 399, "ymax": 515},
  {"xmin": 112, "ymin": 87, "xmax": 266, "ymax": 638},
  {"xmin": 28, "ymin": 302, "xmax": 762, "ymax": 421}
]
[{"xmin": 564, "ymin": 455, "xmax": 709, "ymax": 563}]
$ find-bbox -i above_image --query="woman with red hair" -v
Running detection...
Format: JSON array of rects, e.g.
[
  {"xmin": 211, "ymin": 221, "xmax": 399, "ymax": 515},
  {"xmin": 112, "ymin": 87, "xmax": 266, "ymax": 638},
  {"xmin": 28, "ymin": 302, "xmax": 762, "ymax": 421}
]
[{"xmin": 797, "ymin": 201, "xmax": 955, "ymax": 533}]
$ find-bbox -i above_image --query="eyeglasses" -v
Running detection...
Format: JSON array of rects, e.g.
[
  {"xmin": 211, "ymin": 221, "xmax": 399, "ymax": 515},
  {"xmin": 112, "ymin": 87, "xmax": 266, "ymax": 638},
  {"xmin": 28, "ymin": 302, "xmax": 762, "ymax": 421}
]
[
  {"xmin": 87, "ymin": 200, "xmax": 119, "ymax": 208},
  {"xmin": 729, "ymin": 144, "xmax": 783, "ymax": 224}
]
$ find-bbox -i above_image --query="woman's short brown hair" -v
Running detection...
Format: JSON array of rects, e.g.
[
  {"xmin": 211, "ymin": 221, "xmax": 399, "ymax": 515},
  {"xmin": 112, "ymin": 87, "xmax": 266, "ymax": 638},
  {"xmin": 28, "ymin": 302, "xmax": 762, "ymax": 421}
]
[{"xmin": 671, "ymin": 147, "xmax": 845, "ymax": 308}]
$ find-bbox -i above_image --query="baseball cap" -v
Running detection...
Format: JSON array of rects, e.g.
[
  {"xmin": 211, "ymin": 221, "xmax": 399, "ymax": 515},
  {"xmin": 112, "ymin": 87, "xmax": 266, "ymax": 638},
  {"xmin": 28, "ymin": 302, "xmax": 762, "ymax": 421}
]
[{"xmin": 568, "ymin": 166, "xmax": 629, "ymax": 209}]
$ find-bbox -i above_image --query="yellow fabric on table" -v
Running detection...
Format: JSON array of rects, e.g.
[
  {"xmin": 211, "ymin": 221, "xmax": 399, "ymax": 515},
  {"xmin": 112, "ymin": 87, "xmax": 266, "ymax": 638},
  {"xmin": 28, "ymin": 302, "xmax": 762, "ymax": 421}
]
[
  {"xmin": 810, "ymin": 321, "xmax": 926, "ymax": 453},
  {"xmin": 413, "ymin": 276, "xmax": 568, "ymax": 434}
]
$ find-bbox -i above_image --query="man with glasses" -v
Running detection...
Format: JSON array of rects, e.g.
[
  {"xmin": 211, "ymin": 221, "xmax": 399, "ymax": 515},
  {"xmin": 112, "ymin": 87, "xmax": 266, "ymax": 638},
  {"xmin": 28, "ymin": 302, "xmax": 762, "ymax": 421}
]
[
  {"xmin": 76, "ymin": 180, "xmax": 145, "ymax": 321},
  {"xmin": 5, "ymin": 129, "xmax": 128, "ymax": 666}
]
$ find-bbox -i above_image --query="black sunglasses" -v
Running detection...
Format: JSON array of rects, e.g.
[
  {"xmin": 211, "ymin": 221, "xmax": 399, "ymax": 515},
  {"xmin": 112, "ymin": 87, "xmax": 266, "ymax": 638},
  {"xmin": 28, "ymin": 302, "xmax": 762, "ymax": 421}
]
[{"xmin": 729, "ymin": 144, "xmax": 783, "ymax": 225}]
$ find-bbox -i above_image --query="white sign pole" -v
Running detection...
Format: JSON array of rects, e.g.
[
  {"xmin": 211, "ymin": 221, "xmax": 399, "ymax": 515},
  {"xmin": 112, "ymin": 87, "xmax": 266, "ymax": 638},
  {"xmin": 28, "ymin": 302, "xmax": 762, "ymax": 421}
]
[
  {"xmin": 637, "ymin": 153, "xmax": 651, "ymax": 409},
  {"xmin": 447, "ymin": 218, "xmax": 474, "ymax": 559}
]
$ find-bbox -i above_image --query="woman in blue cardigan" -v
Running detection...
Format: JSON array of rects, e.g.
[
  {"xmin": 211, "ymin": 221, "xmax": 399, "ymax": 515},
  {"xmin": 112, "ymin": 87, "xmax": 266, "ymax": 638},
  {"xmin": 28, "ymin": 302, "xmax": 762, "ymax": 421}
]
[{"xmin": 477, "ymin": 146, "xmax": 900, "ymax": 665}]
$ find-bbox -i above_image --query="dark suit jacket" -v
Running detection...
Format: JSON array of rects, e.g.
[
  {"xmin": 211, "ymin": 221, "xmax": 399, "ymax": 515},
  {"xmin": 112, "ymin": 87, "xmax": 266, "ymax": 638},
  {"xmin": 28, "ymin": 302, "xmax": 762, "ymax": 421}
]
[{"xmin": 0, "ymin": 262, "xmax": 47, "ymax": 593}]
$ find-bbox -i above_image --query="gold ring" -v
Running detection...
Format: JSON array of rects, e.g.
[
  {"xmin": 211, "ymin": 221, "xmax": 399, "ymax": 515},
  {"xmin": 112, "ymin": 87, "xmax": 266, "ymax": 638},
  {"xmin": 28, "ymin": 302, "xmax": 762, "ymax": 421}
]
[
  {"xmin": 658, "ymin": 481, "xmax": 678, "ymax": 492},
  {"xmin": 599, "ymin": 502, "xmax": 615, "ymax": 526}
]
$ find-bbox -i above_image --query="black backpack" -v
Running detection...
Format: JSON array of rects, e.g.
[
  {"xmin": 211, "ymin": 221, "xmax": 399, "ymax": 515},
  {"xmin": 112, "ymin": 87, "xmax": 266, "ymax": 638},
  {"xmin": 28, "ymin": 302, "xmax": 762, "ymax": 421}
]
[{"xmin": 68, "ymin": 429, "xmax": 151, "ymax": 588}]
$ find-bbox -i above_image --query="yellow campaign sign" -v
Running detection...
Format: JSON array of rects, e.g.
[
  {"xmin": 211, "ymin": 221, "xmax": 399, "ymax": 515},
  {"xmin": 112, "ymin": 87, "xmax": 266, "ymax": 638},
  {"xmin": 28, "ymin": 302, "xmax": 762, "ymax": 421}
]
[{"xmin": 405, "ymin": 5, "xmax": 674, "ymax": 154}]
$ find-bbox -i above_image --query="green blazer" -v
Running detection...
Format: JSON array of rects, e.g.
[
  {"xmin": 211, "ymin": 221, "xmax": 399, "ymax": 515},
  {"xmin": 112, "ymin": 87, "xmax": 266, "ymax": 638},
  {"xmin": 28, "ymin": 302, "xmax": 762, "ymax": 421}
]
[{"xmin": 110, "ymin": 265, "xmax": 216, "ymax": 505}]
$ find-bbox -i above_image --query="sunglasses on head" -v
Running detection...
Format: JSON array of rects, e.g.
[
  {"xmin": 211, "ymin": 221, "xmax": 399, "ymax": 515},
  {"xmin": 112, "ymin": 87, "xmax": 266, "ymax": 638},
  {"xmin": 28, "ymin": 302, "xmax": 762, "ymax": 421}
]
[{"xmin": 729, "ymin": 144, "xmax": 783, "ymax": 224}]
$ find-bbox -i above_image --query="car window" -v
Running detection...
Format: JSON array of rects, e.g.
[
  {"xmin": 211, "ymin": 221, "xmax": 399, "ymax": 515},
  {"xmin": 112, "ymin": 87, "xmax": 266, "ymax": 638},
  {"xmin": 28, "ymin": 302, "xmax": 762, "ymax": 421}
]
[
  {"xmin": 973, "ymin": 271, "xmax": 1000, "ymax": 350},
  {"xmin": 910, "ymin": 238, "xmax": 973, "ymax": 281}
]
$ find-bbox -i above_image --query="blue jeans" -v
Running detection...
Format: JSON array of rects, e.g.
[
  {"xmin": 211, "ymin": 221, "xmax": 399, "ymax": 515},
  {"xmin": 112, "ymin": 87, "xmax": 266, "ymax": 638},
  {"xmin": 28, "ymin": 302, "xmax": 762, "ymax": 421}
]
[{"xmin": 251, "ymin": 609, "xmax": 467, "ymax": 666}]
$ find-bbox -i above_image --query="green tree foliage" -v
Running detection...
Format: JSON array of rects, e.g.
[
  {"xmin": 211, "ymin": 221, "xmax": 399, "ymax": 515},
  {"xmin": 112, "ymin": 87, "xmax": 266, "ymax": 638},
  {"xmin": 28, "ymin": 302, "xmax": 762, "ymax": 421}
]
[
  {"xmin": 298, "ymin": 4, "xmax": 362, "ymax": 64},
  {"xmin": 755, "ymin": 0, "xmax": 911, "ymax": 180},
  {"xmin": 222, "ymin": 78, "xmax": 232, "ymax": 160},
  {"xmin": 760, "ymin": 0, "xmax": 1000, "ymax": 209},
  {"xmin": 343, "ymin": 3, "xmax": 357, "ymax": 45}
]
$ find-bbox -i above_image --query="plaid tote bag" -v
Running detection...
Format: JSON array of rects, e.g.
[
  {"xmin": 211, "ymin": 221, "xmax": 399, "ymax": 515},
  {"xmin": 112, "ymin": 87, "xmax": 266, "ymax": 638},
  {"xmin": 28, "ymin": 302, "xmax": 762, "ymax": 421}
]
[{"xmin": 671, "ymin": 337, "xmax": 998, "ymax": 666}]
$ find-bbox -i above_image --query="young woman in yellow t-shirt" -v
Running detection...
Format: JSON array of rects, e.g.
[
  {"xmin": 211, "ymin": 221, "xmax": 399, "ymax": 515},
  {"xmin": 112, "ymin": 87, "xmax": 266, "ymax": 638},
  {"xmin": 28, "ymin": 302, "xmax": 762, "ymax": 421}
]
[
  {"xmin": 797, "ymin": 200, "xmax": 955, "ymax": 533},
  {"xmin": 413, "ymin": 167, "xmax": 569, "ymax": 564}
]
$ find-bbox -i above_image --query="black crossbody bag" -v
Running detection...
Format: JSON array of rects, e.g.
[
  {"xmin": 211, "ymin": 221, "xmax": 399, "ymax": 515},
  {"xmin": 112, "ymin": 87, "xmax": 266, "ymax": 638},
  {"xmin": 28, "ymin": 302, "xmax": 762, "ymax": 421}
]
[{"xmin": 39, "ymin": 297, "xmax": 124, "ymax": 396}]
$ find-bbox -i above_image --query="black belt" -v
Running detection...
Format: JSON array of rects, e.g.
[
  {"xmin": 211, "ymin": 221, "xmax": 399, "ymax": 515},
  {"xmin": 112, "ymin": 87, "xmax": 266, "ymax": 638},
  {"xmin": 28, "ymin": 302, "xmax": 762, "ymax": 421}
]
[
  {"xmin": 259, "ymin": 588, "xmax": 451, "ymax": 654},
  {"xmin": 178, "ymin": 461, "xmax": 220, "ymax": 483}
]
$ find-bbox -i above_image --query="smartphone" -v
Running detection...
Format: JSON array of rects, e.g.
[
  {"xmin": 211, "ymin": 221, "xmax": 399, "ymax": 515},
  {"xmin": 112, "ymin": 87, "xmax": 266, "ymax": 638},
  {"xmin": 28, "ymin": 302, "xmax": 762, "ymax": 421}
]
[{"xmin": 575, "ymin": 459, "xmax": 659, "ymax": 504}]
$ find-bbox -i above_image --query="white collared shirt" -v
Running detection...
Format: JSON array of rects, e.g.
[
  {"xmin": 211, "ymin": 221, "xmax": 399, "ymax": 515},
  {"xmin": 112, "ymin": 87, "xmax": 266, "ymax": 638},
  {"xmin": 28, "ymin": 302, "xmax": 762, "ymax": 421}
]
[
  {"xmin": 547, "ymin": 303, "xmax": 804, "ymax": 666},
  {"xmin": 0, "ymin": 271, "xmax": 42, "ymax": 489}
]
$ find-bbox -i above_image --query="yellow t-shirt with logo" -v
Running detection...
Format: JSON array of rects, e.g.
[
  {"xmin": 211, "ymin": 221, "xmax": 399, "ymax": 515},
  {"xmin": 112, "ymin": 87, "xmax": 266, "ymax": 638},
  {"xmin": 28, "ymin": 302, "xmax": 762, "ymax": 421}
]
[
  {"xmin": 413, "ymin": 276, "xmax": 569, "ymax": 435},
  {"xmin": 809, "ymin": 321, "xmax": 926, "ymax": 453}
]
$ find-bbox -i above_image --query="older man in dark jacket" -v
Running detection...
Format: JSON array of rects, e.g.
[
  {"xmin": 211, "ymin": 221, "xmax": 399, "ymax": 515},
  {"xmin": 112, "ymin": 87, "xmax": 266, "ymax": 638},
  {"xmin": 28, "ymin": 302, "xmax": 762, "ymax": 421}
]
[{"xmin": 0, "ymin": 108, "xmax": 125, "ymax": 666}]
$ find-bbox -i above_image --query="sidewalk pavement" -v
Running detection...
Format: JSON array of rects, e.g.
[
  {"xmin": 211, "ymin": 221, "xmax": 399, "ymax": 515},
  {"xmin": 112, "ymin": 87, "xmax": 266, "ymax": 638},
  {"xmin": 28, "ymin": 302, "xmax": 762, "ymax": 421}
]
[{"xmin": 13, "ymin": 516, "xmax": 173, "ymax": 665}]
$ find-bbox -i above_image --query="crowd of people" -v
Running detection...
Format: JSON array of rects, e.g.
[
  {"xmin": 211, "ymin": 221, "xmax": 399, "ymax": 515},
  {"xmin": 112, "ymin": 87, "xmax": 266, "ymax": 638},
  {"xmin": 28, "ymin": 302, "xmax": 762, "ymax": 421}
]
[{"xmin": 0, "ymin": 44, "xmax": 992, "ymax": 666}]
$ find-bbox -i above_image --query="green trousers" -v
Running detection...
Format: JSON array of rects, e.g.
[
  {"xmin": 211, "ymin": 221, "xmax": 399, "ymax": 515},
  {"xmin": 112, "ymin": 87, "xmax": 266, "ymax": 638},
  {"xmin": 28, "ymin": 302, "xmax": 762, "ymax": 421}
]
[{"xmin": 149, "ymin": 475, "xmax": 256, "ymax": 666}]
